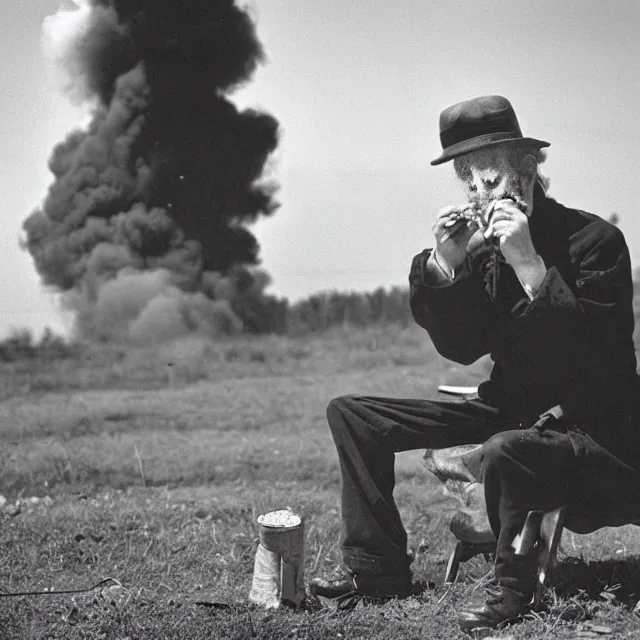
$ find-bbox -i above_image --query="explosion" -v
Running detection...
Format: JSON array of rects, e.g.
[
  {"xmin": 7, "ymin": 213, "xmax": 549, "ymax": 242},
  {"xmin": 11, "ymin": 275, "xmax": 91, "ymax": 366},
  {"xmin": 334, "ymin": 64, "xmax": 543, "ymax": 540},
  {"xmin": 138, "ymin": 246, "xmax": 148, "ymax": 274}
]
[{"xmin": 26, "ymin": 0, "xmax": 280, "ymax": 343}]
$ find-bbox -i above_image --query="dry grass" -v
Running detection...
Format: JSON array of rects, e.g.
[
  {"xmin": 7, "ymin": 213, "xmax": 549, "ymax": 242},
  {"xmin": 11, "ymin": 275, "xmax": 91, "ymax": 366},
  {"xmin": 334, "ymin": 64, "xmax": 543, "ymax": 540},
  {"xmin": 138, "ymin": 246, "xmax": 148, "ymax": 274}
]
[{"xmin": 0, "ymin": 324, "xmax": 639, "ymax": 639}]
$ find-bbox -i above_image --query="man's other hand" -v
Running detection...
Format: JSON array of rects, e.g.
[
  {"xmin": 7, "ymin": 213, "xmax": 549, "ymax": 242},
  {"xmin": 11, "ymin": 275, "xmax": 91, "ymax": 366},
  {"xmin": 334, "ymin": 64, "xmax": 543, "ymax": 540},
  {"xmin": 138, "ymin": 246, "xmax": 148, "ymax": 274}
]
[
  {"xmin": 433, "ymin": 205, "xmax": 485, "ymax": 272},
  {"xmin": 485, "ymin": 199, "xmax": 547, "ymax": 297},
  {"xmin": 484, "ymin": 200, "xmax": 539, "ymax": 269}
]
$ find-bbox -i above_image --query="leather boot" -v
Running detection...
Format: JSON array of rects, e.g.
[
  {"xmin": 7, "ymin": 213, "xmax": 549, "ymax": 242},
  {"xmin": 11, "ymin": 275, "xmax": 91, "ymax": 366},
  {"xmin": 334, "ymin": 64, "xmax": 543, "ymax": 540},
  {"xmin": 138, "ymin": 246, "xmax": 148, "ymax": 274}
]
[
  {"xmin": 457, "ymin": 578, "xmax": 531, "ymax": 633},
  {"xmin": 458, "ymin": 534, "xmax": 536, "ymax": 634},
  {"xmin": 310, "ymin": 567, "xmax": 419, "ymax": 610}
]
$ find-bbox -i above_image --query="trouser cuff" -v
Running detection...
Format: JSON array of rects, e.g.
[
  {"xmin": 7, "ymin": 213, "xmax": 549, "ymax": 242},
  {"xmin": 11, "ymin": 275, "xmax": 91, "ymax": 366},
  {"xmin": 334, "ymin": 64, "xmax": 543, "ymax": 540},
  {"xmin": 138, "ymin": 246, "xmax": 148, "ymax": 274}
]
[{"xmin": 342, "ymin": 547, "xmax": 412, "ymax": 577}]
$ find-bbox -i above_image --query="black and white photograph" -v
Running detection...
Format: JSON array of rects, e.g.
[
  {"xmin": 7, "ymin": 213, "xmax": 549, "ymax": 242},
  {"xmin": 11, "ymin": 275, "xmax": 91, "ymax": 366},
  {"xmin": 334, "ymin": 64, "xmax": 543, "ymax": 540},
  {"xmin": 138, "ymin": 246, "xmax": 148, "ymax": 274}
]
[{"xmin": 1, "ymin": 1, "xmax": 640, "ymax": 638}]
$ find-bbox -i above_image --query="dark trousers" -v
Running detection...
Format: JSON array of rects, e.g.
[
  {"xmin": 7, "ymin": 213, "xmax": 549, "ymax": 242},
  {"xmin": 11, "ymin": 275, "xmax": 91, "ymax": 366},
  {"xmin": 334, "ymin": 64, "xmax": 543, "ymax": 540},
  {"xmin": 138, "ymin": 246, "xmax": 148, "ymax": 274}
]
[{"xmin": 326, "ymin": 394, "xmax": 580, "ymax": 592}]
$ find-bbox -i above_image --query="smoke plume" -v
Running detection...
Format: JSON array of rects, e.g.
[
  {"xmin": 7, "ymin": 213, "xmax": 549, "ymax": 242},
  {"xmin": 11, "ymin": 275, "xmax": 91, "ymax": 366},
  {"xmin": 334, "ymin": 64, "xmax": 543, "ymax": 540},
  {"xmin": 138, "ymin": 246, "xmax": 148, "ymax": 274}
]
[{"xmin": 26, "ymin": 0, "xmax": 280, "ymax": 343}]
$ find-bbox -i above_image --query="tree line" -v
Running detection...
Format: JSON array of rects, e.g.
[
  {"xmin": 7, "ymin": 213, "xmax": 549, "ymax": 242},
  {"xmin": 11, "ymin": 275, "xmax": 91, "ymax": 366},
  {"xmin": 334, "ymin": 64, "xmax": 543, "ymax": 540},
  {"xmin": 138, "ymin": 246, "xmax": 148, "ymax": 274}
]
[
  {"xmin": 3, "ymin": 267, "xmax": 640, "ymax": 361},
  {"xmin": 0, "ymin": 286, "xmax": 411, "ymax": 361}
]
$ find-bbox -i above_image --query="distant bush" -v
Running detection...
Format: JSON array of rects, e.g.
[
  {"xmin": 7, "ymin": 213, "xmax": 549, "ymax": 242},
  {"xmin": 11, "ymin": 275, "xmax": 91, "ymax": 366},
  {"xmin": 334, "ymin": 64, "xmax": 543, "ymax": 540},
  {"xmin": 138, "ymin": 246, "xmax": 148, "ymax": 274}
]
[
  {"xmin": 0, "ymin": 328, "xmax": 35, "ymax": 361},
  {"xmin": 286, "ymin": 286, "xmax": 412, "ymax": 335},
  {"xmin": 0, "ymin": 327, "xmax": 77, "ymax": 363}
]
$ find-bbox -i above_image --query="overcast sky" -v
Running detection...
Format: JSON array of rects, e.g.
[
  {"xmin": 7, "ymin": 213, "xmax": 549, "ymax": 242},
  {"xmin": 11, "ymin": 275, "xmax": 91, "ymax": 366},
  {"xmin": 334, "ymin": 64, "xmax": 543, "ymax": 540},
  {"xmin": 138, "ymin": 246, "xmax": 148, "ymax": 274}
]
[{"xmin": 1, "ymin": 0, "xmax": 639, "ymax": 336}]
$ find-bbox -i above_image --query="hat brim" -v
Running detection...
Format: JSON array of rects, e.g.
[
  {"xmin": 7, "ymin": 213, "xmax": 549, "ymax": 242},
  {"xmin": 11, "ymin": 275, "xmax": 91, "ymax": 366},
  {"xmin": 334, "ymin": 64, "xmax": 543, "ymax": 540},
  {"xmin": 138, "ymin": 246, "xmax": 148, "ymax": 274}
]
[{"xmin": 431, "ymin": 134, "xmax": 550, "ymax": 166}]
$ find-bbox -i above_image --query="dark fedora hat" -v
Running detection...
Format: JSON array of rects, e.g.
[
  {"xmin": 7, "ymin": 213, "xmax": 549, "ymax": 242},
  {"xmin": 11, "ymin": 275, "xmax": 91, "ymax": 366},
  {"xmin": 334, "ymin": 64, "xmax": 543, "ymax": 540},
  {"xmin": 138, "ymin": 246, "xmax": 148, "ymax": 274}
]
[{"xmin": 431, "ymin": 95, "xmax": 549, "ymax": 166}]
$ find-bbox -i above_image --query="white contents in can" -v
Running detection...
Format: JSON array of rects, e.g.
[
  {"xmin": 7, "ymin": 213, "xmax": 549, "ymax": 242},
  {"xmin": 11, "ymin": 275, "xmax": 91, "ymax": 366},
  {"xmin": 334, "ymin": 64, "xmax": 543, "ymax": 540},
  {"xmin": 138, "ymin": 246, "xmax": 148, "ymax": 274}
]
[{"xmin": 257, "ymin": 509, "xmax": 302, "ymax": 528}]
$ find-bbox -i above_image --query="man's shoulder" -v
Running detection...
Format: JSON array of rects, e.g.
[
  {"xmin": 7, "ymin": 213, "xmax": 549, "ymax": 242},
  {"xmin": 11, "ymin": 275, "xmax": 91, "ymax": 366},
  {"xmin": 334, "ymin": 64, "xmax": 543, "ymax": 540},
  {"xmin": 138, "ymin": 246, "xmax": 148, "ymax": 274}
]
[{"xmin": 548, "ymin": 197, "xmax": 627, "ymax": 256}]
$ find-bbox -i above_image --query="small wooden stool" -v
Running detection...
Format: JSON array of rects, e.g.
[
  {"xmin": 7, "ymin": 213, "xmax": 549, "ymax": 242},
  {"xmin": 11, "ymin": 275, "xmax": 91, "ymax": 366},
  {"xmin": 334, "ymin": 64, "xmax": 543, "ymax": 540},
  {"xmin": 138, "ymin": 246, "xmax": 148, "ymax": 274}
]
[
  {"xmin": 445, "ymin": 506, "xmax": 566, "ymax": 604},
  {"xmin": 433, "ymin": 387, "xmax": 566, "ymax": 599}
]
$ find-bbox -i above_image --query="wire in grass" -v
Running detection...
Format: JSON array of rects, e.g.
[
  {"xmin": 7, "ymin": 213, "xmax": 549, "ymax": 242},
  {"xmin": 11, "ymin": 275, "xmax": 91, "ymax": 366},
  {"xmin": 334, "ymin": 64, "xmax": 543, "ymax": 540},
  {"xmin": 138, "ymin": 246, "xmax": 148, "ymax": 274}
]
[{"xmin": 0, "ymin": 577, "xmax": 125, "ymax": 598}]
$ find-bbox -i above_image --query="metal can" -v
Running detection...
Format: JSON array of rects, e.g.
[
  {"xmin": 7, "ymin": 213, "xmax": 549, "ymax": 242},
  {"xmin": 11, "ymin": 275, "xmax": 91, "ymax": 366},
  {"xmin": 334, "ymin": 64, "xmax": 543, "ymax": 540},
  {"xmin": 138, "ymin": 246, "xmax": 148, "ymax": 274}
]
[{"xmin": 248, "ymin": 509, "xmax": 306, "ymax": 608}]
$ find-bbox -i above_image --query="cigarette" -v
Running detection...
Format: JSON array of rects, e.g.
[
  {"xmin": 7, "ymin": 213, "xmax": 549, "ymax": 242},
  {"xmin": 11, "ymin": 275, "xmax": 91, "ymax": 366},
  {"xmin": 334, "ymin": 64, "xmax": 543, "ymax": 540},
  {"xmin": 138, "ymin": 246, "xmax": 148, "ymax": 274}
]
[
  {"xmin": 443, "ymin": 204, "xmax": 478, "ymax": 227},
  {"xmin": 441, "ymin": 200, "xmax": 503, "ymax": 242}
]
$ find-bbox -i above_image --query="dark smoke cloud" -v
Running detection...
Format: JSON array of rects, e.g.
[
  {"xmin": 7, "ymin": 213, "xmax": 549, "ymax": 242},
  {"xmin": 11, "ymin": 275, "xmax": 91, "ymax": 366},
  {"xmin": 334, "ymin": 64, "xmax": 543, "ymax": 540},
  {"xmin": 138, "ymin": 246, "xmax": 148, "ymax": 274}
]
[{"xmin": 26, "ymin": 0, "xmax": 279, "ymax": 343}]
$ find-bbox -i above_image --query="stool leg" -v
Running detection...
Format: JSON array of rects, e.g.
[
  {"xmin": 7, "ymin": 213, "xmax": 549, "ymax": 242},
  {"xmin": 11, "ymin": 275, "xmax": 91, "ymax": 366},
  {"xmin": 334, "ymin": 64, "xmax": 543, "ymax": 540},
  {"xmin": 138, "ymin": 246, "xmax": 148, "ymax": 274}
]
[
  {"xmin": 445, "ymin": 541, "xmax": 466, "ymax": 584},
  {"xmin": 513, "ymin": 510, "xmax": 543, "ymax": 556},
  {"xmin": 535, "ymin": 506, "xmax": 565, "ymax": 604},
  {"xmin": 445, "ymin": 541, "xmax": 497, "ymax": 583}
]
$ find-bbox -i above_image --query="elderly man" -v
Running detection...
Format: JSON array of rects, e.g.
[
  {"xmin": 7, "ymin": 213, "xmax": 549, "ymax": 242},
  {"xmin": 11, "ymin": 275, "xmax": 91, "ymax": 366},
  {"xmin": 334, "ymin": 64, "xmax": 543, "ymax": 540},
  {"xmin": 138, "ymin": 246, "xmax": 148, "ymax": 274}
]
[{"xmin": 310, "ymin": 95, "xmax": 640, "ymax": 633}]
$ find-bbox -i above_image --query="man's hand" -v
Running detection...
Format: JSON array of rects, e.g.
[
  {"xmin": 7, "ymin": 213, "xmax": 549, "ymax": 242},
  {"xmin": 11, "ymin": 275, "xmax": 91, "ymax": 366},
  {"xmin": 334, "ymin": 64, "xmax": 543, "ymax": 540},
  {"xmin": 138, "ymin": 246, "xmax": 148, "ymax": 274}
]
[
  {"xmin": 433, "ymin": 205, "xmax": 485, "ymax": 272},
  {"xmin": 484, "ymin": 199, "xmax": 538, "ymax": 269},
  {"xmin": 484, "ymin": 199, "xmax": 547, "ymax": 297}
]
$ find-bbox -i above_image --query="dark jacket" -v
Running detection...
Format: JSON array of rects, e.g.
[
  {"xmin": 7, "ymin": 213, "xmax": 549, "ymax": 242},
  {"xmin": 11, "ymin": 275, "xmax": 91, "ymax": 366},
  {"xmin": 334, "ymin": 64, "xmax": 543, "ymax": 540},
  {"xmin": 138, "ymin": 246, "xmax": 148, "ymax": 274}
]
[{"xmin": 409, "ymin": 186, "xmax": 640, "ymax": 469}]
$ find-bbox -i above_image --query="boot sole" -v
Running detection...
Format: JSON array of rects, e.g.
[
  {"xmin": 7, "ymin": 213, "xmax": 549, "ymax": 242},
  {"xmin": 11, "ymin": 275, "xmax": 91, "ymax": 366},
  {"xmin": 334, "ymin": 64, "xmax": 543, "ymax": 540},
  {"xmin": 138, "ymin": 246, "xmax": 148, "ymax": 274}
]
[{"xmin": 458, "ymin": 608, "xmax": 529, "ymax": 636}]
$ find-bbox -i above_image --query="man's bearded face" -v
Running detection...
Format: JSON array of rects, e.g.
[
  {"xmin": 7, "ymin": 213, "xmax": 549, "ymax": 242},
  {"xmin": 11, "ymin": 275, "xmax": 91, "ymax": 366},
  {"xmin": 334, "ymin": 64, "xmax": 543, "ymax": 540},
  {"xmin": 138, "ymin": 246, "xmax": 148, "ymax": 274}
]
[{"xmin": 457, "ymin": 147, "xmax": 535, "ymax": 217}]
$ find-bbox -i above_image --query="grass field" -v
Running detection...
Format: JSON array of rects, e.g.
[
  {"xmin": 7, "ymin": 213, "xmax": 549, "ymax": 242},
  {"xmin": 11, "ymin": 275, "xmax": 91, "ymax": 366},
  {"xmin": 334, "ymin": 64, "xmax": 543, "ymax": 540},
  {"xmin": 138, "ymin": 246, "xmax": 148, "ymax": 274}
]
[{"xmin": 1, "ymin": 324, "xmax": 640, "ymax": 639}]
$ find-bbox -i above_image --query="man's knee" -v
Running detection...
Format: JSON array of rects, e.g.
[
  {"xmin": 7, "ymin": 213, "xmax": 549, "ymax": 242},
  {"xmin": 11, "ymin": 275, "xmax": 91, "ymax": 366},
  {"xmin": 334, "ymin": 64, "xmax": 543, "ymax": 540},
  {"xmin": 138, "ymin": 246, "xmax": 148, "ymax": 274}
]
[
  {"xmin": 326, "ymin": 395, "xmax": 360, "ymax": 431},
  {"xmin": 482, "ymin": 428, "xmax": 575, "ymax": 473},
  {"xmin": 482, "ymin": 430, "xmax": 523, "ymax": 467}
]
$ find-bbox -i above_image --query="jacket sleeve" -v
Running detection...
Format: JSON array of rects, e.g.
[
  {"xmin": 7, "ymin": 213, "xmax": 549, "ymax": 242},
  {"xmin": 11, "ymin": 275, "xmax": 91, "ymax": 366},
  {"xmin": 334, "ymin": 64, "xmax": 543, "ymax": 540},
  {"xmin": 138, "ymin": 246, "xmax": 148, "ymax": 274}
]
[
  {"xmin": 409, "ymin": 249, "xmax": 494, "ymax": 365},
  {"xmin": 508, "ymin": 222, "xmax": 637, "ymax": 428}
]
